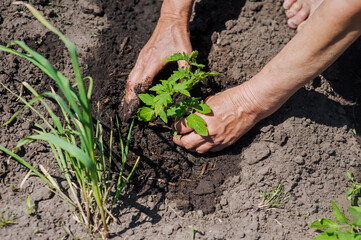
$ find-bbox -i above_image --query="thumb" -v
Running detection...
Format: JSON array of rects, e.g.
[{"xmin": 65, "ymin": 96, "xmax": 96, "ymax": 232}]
[{"xmin": 173, "ymin": 118, "xmax": 193, "ymax": 135}]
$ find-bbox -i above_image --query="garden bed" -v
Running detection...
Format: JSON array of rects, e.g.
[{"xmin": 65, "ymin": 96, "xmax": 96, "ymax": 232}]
[{"xmin": 1, "ymin": 0, "xmax": 361, "ymax": 239}]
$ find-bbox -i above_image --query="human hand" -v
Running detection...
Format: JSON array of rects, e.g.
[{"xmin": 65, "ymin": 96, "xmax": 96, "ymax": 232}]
[
  {"xmin": 173, "ymin": 82, "xmax": 267, "ymax": 153},
  {"xmin": 120, "ymin": 15, "xmax": 192, "ymax": 121}
]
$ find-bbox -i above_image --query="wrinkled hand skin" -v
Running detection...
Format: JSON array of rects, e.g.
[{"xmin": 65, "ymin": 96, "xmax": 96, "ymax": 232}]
[
  {"xmin": 119, "ymin": 14, "xmax": 192, "ymax": 121},
  {"xmin": 173, "ymin": 82, "xmax": 267, "ymax": 154}
]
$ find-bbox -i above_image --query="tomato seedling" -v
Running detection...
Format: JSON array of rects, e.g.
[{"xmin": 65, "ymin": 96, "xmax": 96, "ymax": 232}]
[{"xmin": 137, "ymin": 51, "xmax": 221, "ymax": 136}]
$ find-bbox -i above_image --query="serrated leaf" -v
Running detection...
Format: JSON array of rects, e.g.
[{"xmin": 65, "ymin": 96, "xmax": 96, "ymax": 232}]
[
  {"xmin": 331, "ymin": 200, "xmax": 349, "ymax": 223},
  {"xmin": 186, "ymin": 113, "xmax": 208, "ymax": 136},
  {"xmin": 191, "ymin": 62, "xmax": 205, "ymax": 68},
  {"xmin": 168, "ymin": 69, "xmax": 187, "ymax": 84},
  {"xmin": 137, "ymin": 107, "xmax": 154, "ymax": 122},
  {"xmin": 166, "ymin": 52, "xmax": 189, "ymax": 62},
  {"xmin": 193, "ymin": 101, "xmax": 211, "ymax": 114},
  {"xmin": 149, "ymin": 83, "xmax": 165, "ymax": 93},
  {"xmin": 138, "ymin": 93, "xmax": 155, "ymax": 107},
  {"xmin": 310, "ymin": 218, "xmax": 340, "ymax": 230},
  {"xmin": 349, "ymin": 206, "xmax": 361, "ymax": 226},
  {"xmin": 154, "ymin": 92, "xmax": 172, "ymax": 116},
  {"xmin": 173, "ymin": 82, "xmax": 190, "ymax": 96},
  {"xmin": 167, "ymin": 105, "xmax": 186, "ymax": 118},
  {"xmin": 159, "ymin": 109, "xmax": 168, "ymax": 124},
  {"xmin": 314, "ymin": 232, "xmax": 338, "ymax": 240}
]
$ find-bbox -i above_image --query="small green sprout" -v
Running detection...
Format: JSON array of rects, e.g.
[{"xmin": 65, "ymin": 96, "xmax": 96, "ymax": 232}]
[
  {"xmin": 24, "ymin": 195, "xmax": 36, "ymax": 215},
  {"xmin": 137, "ymin": 51, "xmax": 222, "ymax": 136},
  {"xmin": 310, "ymin": 170, "xmax": 361, "ymax": 239},
  {"xmin": 258, "ymin": 183, "xmax": 288, "ymax": 209},
  {"xmin": 346, "ymin": 170, "xmax": 361, "ymax": 206},
  {"xmin": 189, "ymin": 225, "xmax": 198, "ymax": 240},
  {"xmin": 0, "ymin": 208, "xmax": 17, "ymax": 227}
]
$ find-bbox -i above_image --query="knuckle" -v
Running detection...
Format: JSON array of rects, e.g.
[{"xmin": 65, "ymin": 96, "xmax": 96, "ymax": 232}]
[{"xmin": 182, "ymin": 139, "xmax": 194, "ymax": 150}]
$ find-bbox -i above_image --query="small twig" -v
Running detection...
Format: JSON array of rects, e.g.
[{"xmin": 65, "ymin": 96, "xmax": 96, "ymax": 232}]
[
  {"xmin": 119, "ymin": 37, "xmax": 129, "ymax": 56},
  {"xmin": 274, "ymin": 219, "xmax": 283, "ymax": 227},
  {"xmin": 168, "ymin": 203, "xmax": 186, "ymax": 220},
  {"xmin": 147, "ymin": 177, "xmax": 177, "ymax": 186},
  {"xmin": 20, "ymin": 170, "xmax": 32, "ymax": 189},
  {"xmin": 148, "ymin": 122, "xmax": 173, "ymax": 130},
  {"xmin": 198, "ymin": 163, "xmax": 207, "ymax": 178},
  {"xmin": 179, "ymin": 178, "xmax": 197, "ymax": 182},
  {"xmin": 104, "ymin": 207, "xmax": 119, "ymax": 224}
]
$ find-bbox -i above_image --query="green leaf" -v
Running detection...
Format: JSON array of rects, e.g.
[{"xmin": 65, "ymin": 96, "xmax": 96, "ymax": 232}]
[
  {"xmin": 159, "ymin": 110, "xmax": 168, "ymax": 124},
  {"xmin": 338, "ymin": 231, "xmax": 356, "ymax": 240},
  {"xmin": 349, "ymin": 206, "xmax": 361, "ymax": 226},
  {"xmin": 310, "ymin": 218, "xmax": 340, "ymax": 230},
  {"xmin": 205, "ymin": 72, "xmax": 224, "ymax": 77},
  {"xmin": 166, "ymin": 52, "xmax": 188, "ymax": 62},
  {"xmin": 355, "ymin": 234, "xmax": 361, "ymax": 240},
  {"xmin": 154, "ymin": 92, "xmax": 172, "ymax": 116},
  {"xmin": 173, "ymin": 82, "xmax": 190, "ymax": 96},
  {"xmin": 167, "ymin": 105, "xmax": 186, "ymax": 118},
  {"xmin": 331, "ymin": 200, "xmax": 349, "ymax": 223},
  {"xmin": 186, "ymin": 113, "xmax": 208, "ymax": 136},
  {"xmin": 347, "ymin": 188, "xmax": 354, "ymax": 201},
  {"xmin": 149, "ymin": 83, "xmax": 165, "ymax": 93},
  {"xmin": 314, "ymin": 232, "xmax": 338, "ymax": 240},
  {"xmin": 168, "ymin": 69, "xmax": 187, "ymax": 84},
  {"xmin": 193, "ymin": 101, "xmax": 211, "ymax": 114},
  {"xmin": 189, "ymin": 50, "xmax": 198, "ymax": 60},
  {"xmin": 138, "ymin": 94, "xmax": 155, "ymax": 107},
  {"xmin": 137, "ymin": 107, "xmax": 154, "ymax": 122},
  {"xmin": 348, "ymin": 170, "xmax": 354, "ymax": 182},
  {"xmin": 191, "ymin": 62, "xmax": 205, "ymax": 68}
]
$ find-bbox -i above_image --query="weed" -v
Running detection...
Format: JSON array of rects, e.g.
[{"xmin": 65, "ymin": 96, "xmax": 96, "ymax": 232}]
[
  {"xmin": 258, "ymin": 183, "xmax": 288, "ymax": 209},
  {"xmin": 311, "ymin": 170, "xmax": 361, "ymax": 239},
  {"xmin": 346, "ymin": 170, "xmax": 361, "ymax": 206},
  {"xmin": 24, "ymin": 195, "xmax": 36, "ymax": 215},
  {"xmin": 137, "ymin": 51, "xmax": 222, "ymax": 136},
  {"xmin": 189, "ymin": 225, "xmax": 198, "ymax": 240},
  {"xmin": 0, "ymin": 208, "xmax": 17, "ymax": 227},
  {"xmin": 0, "ymin": 2, "xmax": 139, "ymax": 238}
]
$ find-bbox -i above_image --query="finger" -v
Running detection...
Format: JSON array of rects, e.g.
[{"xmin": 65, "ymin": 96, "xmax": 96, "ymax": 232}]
[
  {"xmin": 173, "ymin": 132, "xmax": 206, "ymax": 151},
  {"xmin": 283, "ymin": 0, "xmax": 297, "ymax": 10},
  {"xmin": 194, "ymin": 142, "xmax": 214, "ymax": 154},
  {"xmin": 173, "ymin": 118, "xmax": 193, "ymax": 135},
  {"xmin": 290, "ymin": 8, "xmax": 309, "ymax": 28}
]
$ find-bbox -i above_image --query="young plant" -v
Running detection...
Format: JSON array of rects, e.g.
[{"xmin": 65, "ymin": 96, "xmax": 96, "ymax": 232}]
[
  {"xmin": 310, "ymin": 170, "xmax": 361, "ymax": 239},
  {"xmin": 310, "ymin": 201, "xmax": 361, "ymax": 239},
  {"xmin": 137, "ymin": 51, "xmax": 221, "ymax": 136},
  {"xmin": 258, "ymin": 183, "xmax": 288, "ymax": 209},
  {"xmin": 0, "ymin": 208, "xmax": 17, "ymax": 227},
  {"xmin": 0, "ymin": 2, "xmax": 139, "ymax": 238},
  {"xmin": 189, "ymin": 225, "xmax": 199, "ymax": 240},
  {"xmin": 347, "ymin": 170, "xmax": 361, "ymax": 206},
  {"xmin": 24, "ymin": 195, "xmax": 36, "ymax": 215}
]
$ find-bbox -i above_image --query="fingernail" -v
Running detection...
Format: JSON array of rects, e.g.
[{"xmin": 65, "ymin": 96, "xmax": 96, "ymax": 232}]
[{"xmin": 289, "ymin": 21, "xmax": 297, "ymax": 28}]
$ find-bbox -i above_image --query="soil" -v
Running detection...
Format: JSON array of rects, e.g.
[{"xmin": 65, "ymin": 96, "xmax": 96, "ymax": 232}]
[{"xmin": 1, "ymin": 0, "xmax": 361, "ymax": 239}]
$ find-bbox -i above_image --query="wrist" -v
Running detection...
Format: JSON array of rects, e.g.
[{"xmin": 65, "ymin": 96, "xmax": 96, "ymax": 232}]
[{"xmin": 160, "ymin": 0, "xmax": 194, "ymax": 22}]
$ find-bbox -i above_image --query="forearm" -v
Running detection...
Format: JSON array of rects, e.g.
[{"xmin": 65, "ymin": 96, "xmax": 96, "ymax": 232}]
[{"xmin": 245, "ymin": 0, "xmax": 361, "ymax": 118}]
